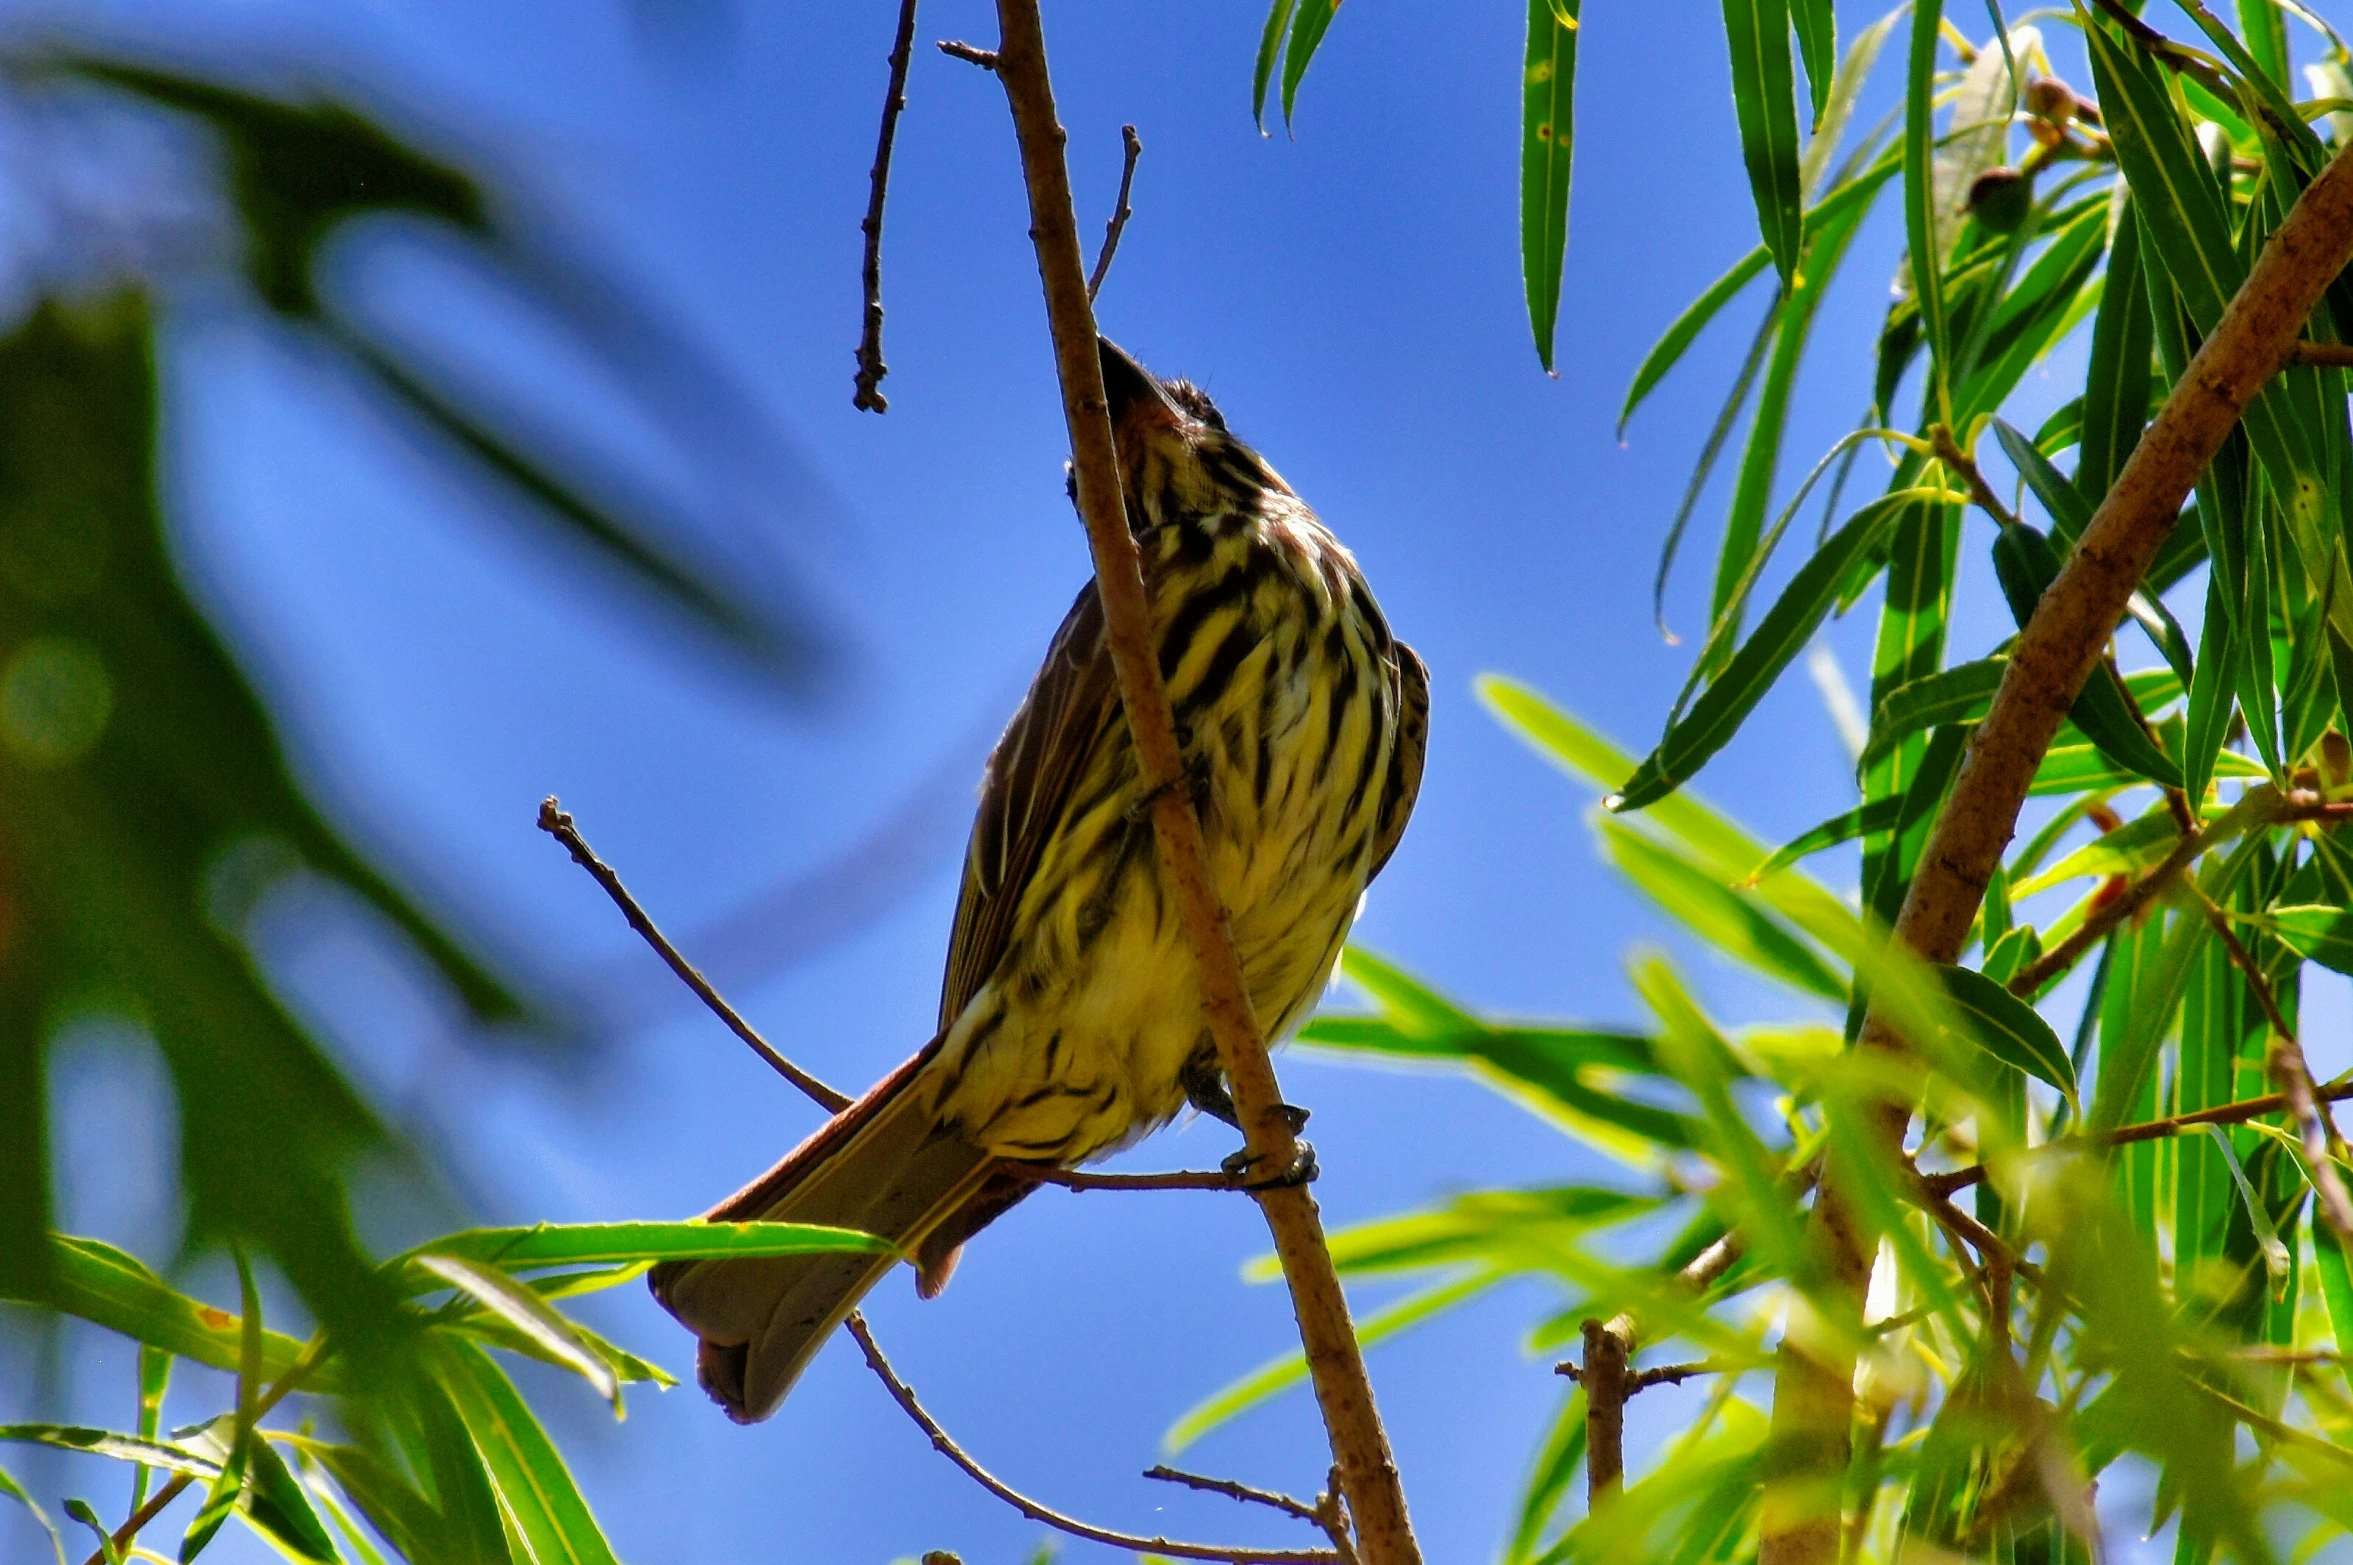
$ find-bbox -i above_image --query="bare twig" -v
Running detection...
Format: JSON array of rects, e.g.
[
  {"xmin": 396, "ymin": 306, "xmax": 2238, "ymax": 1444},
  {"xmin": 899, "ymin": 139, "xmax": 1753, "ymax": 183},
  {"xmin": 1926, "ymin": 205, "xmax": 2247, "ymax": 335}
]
[
  {"xmin": 853, "ymin": 0, "xmax": 922, "ymax": 414},
  {"xmin": 1631, "ymin": 1360, "xmax": 1728, "ymax": 1391},
  {"xmin": 1144, "ymin": 1466, "xmax": 1324, "ymax": 1525},
  {"xmin": 977, "ymin": 4, "xmax": 1417, "ymax": 1558},
  {"xmin": 2006, "ymin": 786, "xmax": 2283, "ymax": 997},
  {"xmin": 845, "ymin": 1312, "xmax": 1340, "ymax": 1564},
  {"xmin": 1012, "ymin": 1164, "xmax": 1246, "ymax": 1192},
  {"xmin": 1086, "ymin": 125, "xmax": 1143, "ymax": 303},
  {"xmin": 1762, "ymin": 134, "xmax": 2353, "ymax": 1565},
  {"xmin": 937, "ymin": 38, "xmax": 999, "ymax": 70},
  {"xmin": 1578, "ymin": 1317, "xmax": 1632, "ymax": 1502},
  {"xmin": 2290, "ymin": 340, "xmax": 2353, "ymax": 368},
  {"xmin": 538, "ymin": 798, "xmax": 850, "ymax": 1114}
]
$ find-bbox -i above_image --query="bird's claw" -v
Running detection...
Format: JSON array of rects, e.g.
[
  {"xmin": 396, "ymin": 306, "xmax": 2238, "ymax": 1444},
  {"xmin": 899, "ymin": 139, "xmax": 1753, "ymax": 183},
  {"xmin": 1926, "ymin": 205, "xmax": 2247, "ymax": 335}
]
[{"xmin": 1220, "ymin": 1139, "xmax": 1319, "ymax": 1190}]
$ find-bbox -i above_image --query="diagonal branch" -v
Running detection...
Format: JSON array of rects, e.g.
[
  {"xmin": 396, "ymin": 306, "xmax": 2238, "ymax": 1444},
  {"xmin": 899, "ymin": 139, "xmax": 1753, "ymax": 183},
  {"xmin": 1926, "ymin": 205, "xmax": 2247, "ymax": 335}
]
[
  {"xmin": 853, "ymin": 0, "xmax": 923, "ymax": 413},
  {"xmin": 538, "ymin": 797, "xmax": 850, "ymax": 1114},
  {"xmin": 976, "ymin": 4, "xmax": 1420, "ymax": 1559},
  {"xmin": 1759, "ymin": 134, "xmax": 2353, "ymax": 1565},
  {"xmin": 846, "ymin": 1313, "xmax": 1341, "ymax": 1564},
  {"xmin": 1087, "ymin": 124, "xmax": 1143, "ymax": 303}
]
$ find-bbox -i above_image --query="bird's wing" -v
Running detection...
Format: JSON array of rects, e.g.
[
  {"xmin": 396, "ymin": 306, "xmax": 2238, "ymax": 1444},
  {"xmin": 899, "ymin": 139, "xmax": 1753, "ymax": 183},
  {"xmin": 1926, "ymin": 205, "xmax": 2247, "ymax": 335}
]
[
  {"xmin": 939, "ymin": 580, "xmax": 1123, "ymax": 1027},
  {"xmin": 1367, "ymin": 640, "xmax": 1429, "ymax": 884}
]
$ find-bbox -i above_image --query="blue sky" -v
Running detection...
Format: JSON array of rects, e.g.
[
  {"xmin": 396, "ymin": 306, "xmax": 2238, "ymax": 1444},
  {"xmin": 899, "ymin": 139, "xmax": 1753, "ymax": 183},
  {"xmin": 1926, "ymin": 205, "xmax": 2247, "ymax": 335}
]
[{"xmin": 11, "ymin": 2, "xmax": 2353, "ymax": 1561}]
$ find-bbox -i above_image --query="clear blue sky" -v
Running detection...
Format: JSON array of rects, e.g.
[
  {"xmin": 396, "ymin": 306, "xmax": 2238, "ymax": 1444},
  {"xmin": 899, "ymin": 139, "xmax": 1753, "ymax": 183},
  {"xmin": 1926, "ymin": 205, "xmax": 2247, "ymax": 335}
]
[{"xmin": 11, "ymin": 2, "xmax": 2350, "ymax": 1561}]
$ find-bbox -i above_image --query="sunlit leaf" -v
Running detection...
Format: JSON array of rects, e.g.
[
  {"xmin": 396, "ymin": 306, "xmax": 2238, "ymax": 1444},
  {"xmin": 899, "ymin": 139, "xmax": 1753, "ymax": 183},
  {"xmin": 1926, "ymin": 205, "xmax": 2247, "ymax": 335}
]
[
  {"xmin": 1722, "ymin": 0, "xmax": 1807, "ymax": 287},
  {"xmin": 1935, "ymin": 964, "xmax": 2076, "ymax": 1101},
  {"xmin": 1522, "ymin": 0, "xmax": 1581, "ymax": 371}
]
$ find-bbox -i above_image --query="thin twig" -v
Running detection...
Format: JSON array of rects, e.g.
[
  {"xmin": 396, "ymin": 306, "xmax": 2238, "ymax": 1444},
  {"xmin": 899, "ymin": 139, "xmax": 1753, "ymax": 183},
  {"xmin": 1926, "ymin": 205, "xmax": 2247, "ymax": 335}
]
[
  {"xmin": 937, "ymin": 38, "xmax": 999, "ymax": 69},
  {"xmin": 853, "ymin": 0, "xmax": 922, "ymax": 414},
  {"xmin": 1630, "ymin": 1360, "xmax": 1730, "ymax": 1391},
  {"xmin": 1932, "ymin": 425, "xmax": 2022, "ymax": 531},
  {"xmin": 538, "ymin": 798, "xmax": 850, "ymax": 1114},
  {"xmin": 2290, "ymin": 340, "xmax": 2353, "ymax": 368},
  {"xmin": 1013, "ymin": 1164, "xmax": 1247, "ymax": 1192},
  {"xmin": 845, "ymin": 1312, "xmax": 1340, "ymax": 1564},
  {"xmin": 1144, "ymin": 1466, "xmax": 1324, "ymax": 1525},
  {"xmin": 1086, "ymin": 125, "xmax": 1143, "ymax": 303},
  {"xmin": 979, "ymin": 4, "xmax": 1416, "ymax": 1558},
  {"xmin": 1764, "ymin": 131, "xmax": 2353, "ymax": 1565}
]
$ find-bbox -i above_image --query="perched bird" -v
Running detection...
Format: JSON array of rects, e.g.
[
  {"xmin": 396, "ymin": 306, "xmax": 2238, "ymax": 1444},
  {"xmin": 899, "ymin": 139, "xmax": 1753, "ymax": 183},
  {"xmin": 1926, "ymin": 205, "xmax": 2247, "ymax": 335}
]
[{"xmin": 651, "ymin": 339, "xmax": 1428, "ymax": 1423}]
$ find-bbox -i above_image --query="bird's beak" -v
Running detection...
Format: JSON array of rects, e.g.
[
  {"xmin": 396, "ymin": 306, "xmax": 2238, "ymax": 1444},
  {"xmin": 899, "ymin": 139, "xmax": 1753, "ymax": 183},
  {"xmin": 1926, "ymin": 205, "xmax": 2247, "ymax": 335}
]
[{"xmin": 1098, "ymin": 337, "xmax": 1183, "ymax": 430}]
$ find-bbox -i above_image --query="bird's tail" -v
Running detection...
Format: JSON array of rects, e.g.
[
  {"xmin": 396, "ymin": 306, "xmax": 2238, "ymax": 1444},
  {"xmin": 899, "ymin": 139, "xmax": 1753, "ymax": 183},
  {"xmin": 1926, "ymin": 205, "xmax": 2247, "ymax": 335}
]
[{"xmin": 648, "ymin": 1040, "xmax": 996, "ymax": 1423}]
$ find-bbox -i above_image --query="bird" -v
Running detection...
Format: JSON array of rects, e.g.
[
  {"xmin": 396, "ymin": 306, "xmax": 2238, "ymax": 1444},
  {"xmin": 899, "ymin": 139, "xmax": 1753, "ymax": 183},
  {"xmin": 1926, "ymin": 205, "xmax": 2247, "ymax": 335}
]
[{"xmin": 649, "ymin": 338, "xmax": 1428, "ymax": 1423}]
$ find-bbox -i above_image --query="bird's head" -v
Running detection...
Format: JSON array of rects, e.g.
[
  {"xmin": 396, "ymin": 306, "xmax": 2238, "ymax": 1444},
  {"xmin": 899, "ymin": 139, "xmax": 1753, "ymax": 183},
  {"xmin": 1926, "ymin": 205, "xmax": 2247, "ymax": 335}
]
[{"xmin": 1089, "ymin": 337, "xmax": 1287, "ymax": 534}]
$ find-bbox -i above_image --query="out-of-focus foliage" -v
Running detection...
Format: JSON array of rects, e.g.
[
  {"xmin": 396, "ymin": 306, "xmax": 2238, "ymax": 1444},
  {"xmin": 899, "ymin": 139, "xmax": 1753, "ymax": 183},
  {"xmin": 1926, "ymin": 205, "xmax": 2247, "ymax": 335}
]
[
  {"xmin": 0, "ymin": 57, "xmax": 820, "ymax": 1338},
  {"xmin": 0, "ymin": 1219, "xmax": 881, "ymax": 1564},
  {"xmin": 1249, "ymin": 4, "xmax": 2353, "ymax": 1560}
]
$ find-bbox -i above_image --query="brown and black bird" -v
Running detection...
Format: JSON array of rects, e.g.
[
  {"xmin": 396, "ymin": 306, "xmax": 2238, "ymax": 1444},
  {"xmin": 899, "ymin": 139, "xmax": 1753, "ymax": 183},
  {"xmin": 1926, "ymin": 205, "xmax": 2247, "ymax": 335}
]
[{"xmin": 651, "ymin": 340, "xmax": 1428, "ymax": 1422}]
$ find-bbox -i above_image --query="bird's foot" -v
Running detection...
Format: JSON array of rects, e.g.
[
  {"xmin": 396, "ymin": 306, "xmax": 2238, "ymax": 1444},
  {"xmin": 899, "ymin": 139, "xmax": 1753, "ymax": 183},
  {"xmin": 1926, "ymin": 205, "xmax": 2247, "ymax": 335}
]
[
  {"xmin": 1123, "ymin": 748, "xmax": 1211, "ymax": 825},
  {"xmin": 1220, "ymin": 1136, "xmax": 1319, "ymax": 1190}
]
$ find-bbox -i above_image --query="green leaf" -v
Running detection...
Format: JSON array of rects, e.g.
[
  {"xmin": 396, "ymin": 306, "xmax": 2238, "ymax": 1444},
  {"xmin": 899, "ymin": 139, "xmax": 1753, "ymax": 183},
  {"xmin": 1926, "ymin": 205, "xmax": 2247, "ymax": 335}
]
[
  {"xmin": 1521, "ymin": 0, "xmax": 1580, "ymax": 372},
  {"xmin": 2209, "ymin": 1125, "xmax": 2293, "ymax": 1281},
  {"xmin": 1279, "ymin": 0, "xmax": 1339, "ymax": 123},
  {"xmin": 413, "ymin": 1256, "xmax": 621, "ymax": 1415},
  {"xmin": 296, "ymin": 1443, "xmax": 448, "ymax": 1565},
  {"xmin": 1993, "ymin": 416, "xmax": 2093, "ymax": 540},
  {"xmin": 1504, "ymin": 1389, "xmax": 1586, "ymax": 1564},
  {"xmin": 180, "ymin": 1249, "xmax": 265, "ymax": 1563},
  {"xmin": 1251, "ymin": 0, "xmax": 1297, "ymax": 131},
  {"xmin": 1612, "ymin": 489, "xmax": 1927, "ymax": 810},
  {"xmin": 1935, "ymin": 964, "xmax": 2076, "ymax": 1101},
  {"xmin": 1792, "ymin": 0, "xmax": 1837, "ymax": 127},
  {"xmin": 2249, "ymin": 905, "xmax": 2353, "ymax": 974},
  {"xmin": 173, "ymin": 1421, "xmax": 337, "ymax": 1565},
  {"xmin": 1302, "ymin": 1186, "xmax": 1658, "ymax": 1279},
  {"xmin": 1903, "ymin": 0, "xmax": 1952, "ymax": 416},
  {"xmin": 0, "ymin": 1427, "xmax": 221, "ymax": 1479},
  {"xmin": 1598, "ymin": 821, "xmax": 1846, "ymax": 999},
  {"xmin": 130, "ymin": 1346, "xmax": 172, "ymax": 1514},
  {"xmin": 1722, "ymin": 0, "xmax": 1807, "ymax": 286},
  {"xmin": 2010, "ymin": 808, "xmax": 2185, "ymax": 898},
  {"xmin": 2078, "ymin": 195, "xmax": 2155, "ymax": 514},
  {"xmin": 12, "ymin": 1238, "xmax": 314, "ymax": 1385},
  {"xmin": 64, "ymin": 1499, "xmax": 124, "ymax": 1565},
  {"xmin": 0, "ymin": 1461, "xmax": 66, "ymax": 1565},
  {"xmin": 1164, "ymin": 1271, "xmax": 1496, "ymax": 1452},
  {"xmin": 2316, "ymin": 1213, "xmax": 2353, "ymax": 1365},
  {"xmin": 431, "ymin": 1337, "xmax": 620, "ymax": 1565},
  {"xmin": 399, "ymin": 1220, "xmax": 890, "ymax": 1275},
  {"xmin": 1857, "ymin": 656, "xmax": 2007, "ymax": 771},
  {"xmin": 1745, "ymin": 795, "xmax": 1905, "ymax": 881}
]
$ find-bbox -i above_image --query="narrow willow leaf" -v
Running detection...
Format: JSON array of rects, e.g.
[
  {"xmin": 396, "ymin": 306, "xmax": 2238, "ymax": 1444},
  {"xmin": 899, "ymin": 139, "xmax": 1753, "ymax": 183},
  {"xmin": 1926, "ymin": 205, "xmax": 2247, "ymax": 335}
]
[
  {"xmin": 1792, "ymin": 0, "xmax": 1837, "ymax": 127},
  {"xmin": 1278, "ymin": 0, "xmax": 1339, "ymax": 124},
  {"xmin": 2316, "ymin": 1214, "xmax": 2353, "ymax": 1364},
  {"xmin": 1993, "ymin": 417, "xmax": 2092, "ymax": 539},
  {"xmin": 399, "ymin": 1220, "xmax": 890, "ymax": 1278},
  {"xmin": 1801, "ymin": 8, "xmax": 1902, "ymax": 198},
  {"xmin": 239, "ymin": 1435, "xmax": 337, "ymax": 1564},
  {"xmin": 1857, "ymin": 656, "xmax": 2006, "ymax": 770},
  {"xmin": 1612, "ymin": 489, "xmax": 1926, "ymax": 810},
  {"xmin": 1164, "ymin": 1272, "xmax": 1497, "ymax": 1451},
  {"xmin": 0, "ymin": 1427, "xmax": 221, "ymax": 1479},
  {"xmin": 2078, "ymin": 194, "xmax": 2154, "ymax": 512},
  {"xmin": 2250, "ymin": 905, "xmax": 2353, "ymax": 974},
  {"xmin": 297, "ymin": 1444, "xmax": 446, "ymax": 1565},
  {"xmin": 1599, "ymin": 821, "xmax": 1847, "ymax": 999},
  {"xmin": 0, "ymin": 1461, "xmax": 66, "ymax": 1565},
  {"xmin": 1522, "ymin": 0, "xmax": 1580, "ymax": 372},
  {"xmin": 1251, "ymin": 0, "xmax": 1298, "ymax": 130},
  {"xmin": 294, "ymin": 1451, "xmax": 390, "ymax": 1565},
  {"xmin": 433, "ymin": 1337, "xmax": 621, "ymax": 1565},
  {"xmin": 1722, "ymin": 0, "xmax": 1807, "ymax": 286},
  {"xmin": 65, "ymin": 1499, "xmax": 124, "ymax": 1565},
  {"xmin": 19, "ymin": 1238, "xmax": 312, "ymax": 1385},
  {"xmin": 182, "ymin": 1252, "xmax": 264, "ymax": 1563},
  {"xmin": 1333, "ymin": 945, "xmax": 1479, "ymax": 1036},
  {"xmin": 2210, "ymin": 1126, "xmax": 2293, "ymax": 1281},
  {"xmin": 1981, "ymin": 924, "xmax": 2041, "ymax": 986},
  {"xmin": 131, "ymin": 1346, "xmax": 171, "ymax": 1513},
  {"xmin": 1746, "ymin": 796, "xmax": 1905, "ymax": 881},
  {"xmin": 2010, "ymin": 809, "xmax": 2184, "ymax": 898},
  {"xmin": 1936, "ymin": 964, "xmax": 2076, "ymax": 1100},
  {"xmin": 1904, "ymin": 0, "xmax": 1952, "ymax": 416},
  {"xmin": 414, "ymin": 1256, "xmax": 621, "ymax": 1415}
]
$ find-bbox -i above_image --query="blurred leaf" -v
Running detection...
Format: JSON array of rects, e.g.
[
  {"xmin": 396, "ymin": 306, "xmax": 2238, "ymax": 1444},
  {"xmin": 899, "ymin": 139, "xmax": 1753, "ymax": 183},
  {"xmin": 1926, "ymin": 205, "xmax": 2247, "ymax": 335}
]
[
  {"xmin": 64, "ymin": 1499, "xmax": 124, "ymax": 1565},
  {"xmin": 1613, "ymin": 489, "xmax": 1932, "ymax": 810},
  {"xmin": 2010, "ymin": 808, "xmax": 2183, "ymax": 898},
  {"xmin": 1745, "ymin": 796, "xmax": 1904, "ymax": 881},
  {"xmin": 1294, "ymin": 1186, "xmax": 1659, "ymax": 1280},
  {"xmin": 0, "ymin": 1461, "xmax": 66, "ymax": 1565},
  {"xmin": 2316, "ymin": 1214, "xmax": 2353, "ymax": 1363},
  {"xmin": 1522, "ymin": 0, "xmax": 1580, "ymax": 371},
  {"xmin": 412, "ymin": 1257, "xmax": 620, "ymax": 1415},
  {"xmin": 130, "ymin": 1346, "xmax": 171, "ymax": 1513},
  {"xmin": 398, "ymin": 1220, "xmax": 890, "ymax": 1276},
  {"xmin": 294, "ymin": 1442, "xmax": 447, "ymax": 1565},
  {"xmin": 1164, "ymin": 1272, "xmax": 1497, "ymax": 1452},
  {"xmin": 1935, "ymin": 964, "xmax": 2076, "ymax": 1101},
  {"xmin": 1722, "ymin": 0, "xmax": 1807, "ymax": 286},
  {"xmin": 1903, "ymin": 0, "xmax": 1953, "ymax": 414},
  {"xmin": 1598, "ymin": 821, "xmax": 1846, "ymax": 999},
  {"xmin": 1505, "ymin": 1389, "xmax": 1587, "ymax": 1565},
  {"xmin": 179, "ymin": 1249, "xmax": 265, "ymax": 1563},
  {"xmin": 174, "ymin": 1420, "xmax": 337, "ymax": 1565},
  {"xmin": 15, "ymin": 1238, "xmax": 314, "ymax": 1386}
]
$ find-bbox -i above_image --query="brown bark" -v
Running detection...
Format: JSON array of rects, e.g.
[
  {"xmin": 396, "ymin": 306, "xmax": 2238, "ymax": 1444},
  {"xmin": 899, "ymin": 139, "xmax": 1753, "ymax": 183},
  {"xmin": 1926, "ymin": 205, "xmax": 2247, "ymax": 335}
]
[
  {"xmin": 1758, "ymin": 139, "xmax": 2353, "ymax": 1565},
  {"xmin": 984, "ymin": 5, "xmax": 1421, "ymax": 1560}
]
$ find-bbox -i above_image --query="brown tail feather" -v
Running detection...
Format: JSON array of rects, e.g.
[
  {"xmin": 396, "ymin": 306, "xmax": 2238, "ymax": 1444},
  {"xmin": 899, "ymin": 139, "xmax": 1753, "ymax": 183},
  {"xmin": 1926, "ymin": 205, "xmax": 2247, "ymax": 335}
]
[{"xmin": 648, "ymin": 1039, "xmax": 996, "ymax": 1423}]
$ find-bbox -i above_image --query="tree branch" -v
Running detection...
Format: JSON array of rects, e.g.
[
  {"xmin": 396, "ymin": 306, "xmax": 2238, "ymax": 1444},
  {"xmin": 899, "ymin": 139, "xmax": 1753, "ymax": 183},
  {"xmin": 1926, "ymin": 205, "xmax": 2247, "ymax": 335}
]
[
  {"xmin": 1011, "ymin": 1164, "xmax": 1247, "ymax": 1192},
  {"xmin": 977, "ymin": 4, "xmax": 1419, "ymax": 1558},
  {"xmin": 853, "ymin": 0, "xmax": 922, "ymax": 413},
  {"xmin": 2290, "ymin": 340, "xmax": 2353, "ymax": 368},
  {"xmin": 538, "ymin": 797, "xmax": 850, "ymax": 1114},
  {"xmin": 1760, "ymin": 134, "xmax": 2353, "ymax": 1565},
  {"xmin": 845, "ymin": 1312, "xmax": 1341, "ymax": 1564},
  {"xmin": 1578, "ymin": 1317, "xmax": 1632, "ymax": 1503},
  {"xmin": 1087, "ymin": 124, "xmax": 1143, "ymax": 303}
]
